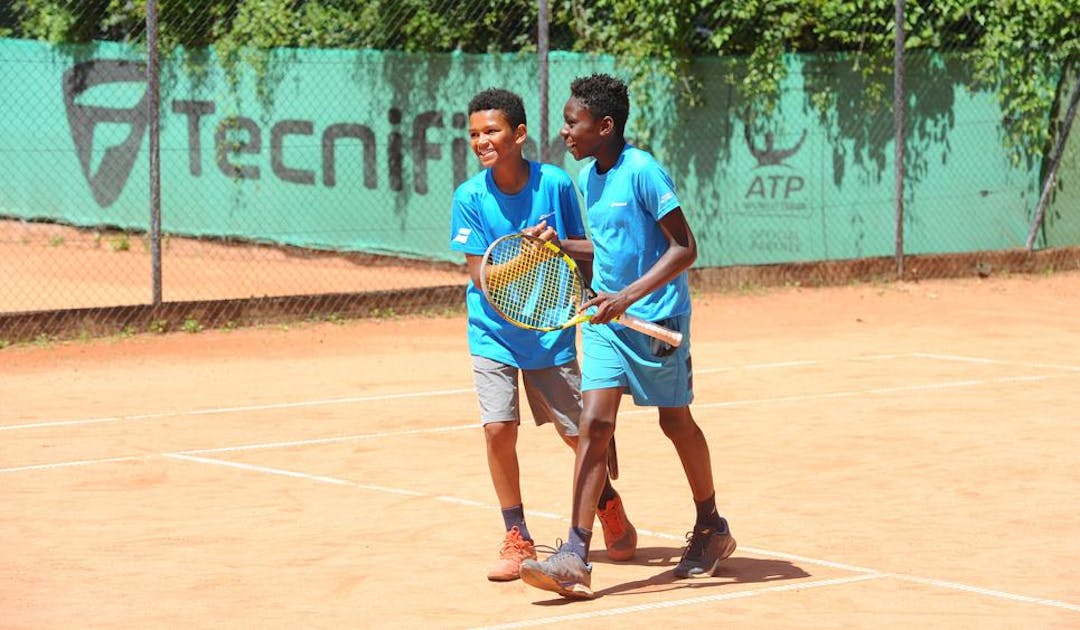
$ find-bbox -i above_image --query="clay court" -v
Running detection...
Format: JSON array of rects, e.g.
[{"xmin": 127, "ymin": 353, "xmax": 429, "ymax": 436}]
[{"xmin": 3, "ymin": 269, "xmax": 1080, "ymax": 628}]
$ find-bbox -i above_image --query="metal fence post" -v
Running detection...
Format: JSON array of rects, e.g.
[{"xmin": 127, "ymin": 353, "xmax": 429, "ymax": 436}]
[
  {"xmin": 147, "ymin": 0, "xmax": 162, "ymax": 305},
  {"xmin": 538, "ymin": 0, "xmax": 550, "ymax": 161},
  {"xmin": 893, "ymin": 0, "xmax": 906, "ymax": 278}
]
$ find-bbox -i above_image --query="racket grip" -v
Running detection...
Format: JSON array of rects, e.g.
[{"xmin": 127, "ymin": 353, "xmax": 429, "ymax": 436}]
[
  {"xmin": 606, "ymin": 435, "xmax": 619, "ymax": 480},
  {"xmin": 619, "ymin": 314, "xmax": 684, "ymax": 347}
]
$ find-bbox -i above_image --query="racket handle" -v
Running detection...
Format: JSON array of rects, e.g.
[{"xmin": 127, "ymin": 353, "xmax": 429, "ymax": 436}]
[
  {"xmin": 606, "ymin": 435, "xmax": 619, "ymax": 480},
  {"xmin": 619, "ymin": 314, "xmax": 684, "ymax": 347}
]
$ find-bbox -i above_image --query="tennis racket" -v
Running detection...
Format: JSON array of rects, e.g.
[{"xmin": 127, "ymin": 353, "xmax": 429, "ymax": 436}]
[
  {"xmin": 478, "ymin": 233, "xmax": 683, "ymax": 347},
  {"xmin": 606, "ymin": 436, "xmax": 619, "ymax": 480}
]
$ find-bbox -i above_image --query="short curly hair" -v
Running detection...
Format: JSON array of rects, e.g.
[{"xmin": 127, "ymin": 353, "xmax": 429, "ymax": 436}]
[
  {"xmin": 569, "ymin": 74, "xmax": 629, "ymax": 137},
  {"xmin": 468, "ymin": 88, "xmax": 527, "ymax": 128}
]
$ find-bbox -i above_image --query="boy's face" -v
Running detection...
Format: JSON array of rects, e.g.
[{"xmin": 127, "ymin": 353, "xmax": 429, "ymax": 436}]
[
  {"xmin": 560, "ymin": 96, "xmax": 606, "ymax": 161},
  {"xmin": 468, "ymin": 109, "xmax": 525, "ymax": 169}
]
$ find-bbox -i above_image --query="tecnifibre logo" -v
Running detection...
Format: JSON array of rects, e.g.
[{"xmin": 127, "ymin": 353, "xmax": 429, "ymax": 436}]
[{"xmin": 63, "ymin": 59, "xmax": 148, "ymax": 207}]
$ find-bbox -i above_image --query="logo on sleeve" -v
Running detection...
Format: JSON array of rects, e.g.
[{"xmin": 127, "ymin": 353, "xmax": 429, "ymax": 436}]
[{"xmin": 453, "ymin": 227, "xmax": 471, "ymax": 243}]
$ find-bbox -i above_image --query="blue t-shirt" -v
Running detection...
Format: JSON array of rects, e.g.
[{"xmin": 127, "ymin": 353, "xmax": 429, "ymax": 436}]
[
  {"xmin": 578, "ymin": 145, "xmax": 691, "ymax": 321},
  {"xmin": 450, "ymin": 161, "xmax": 586, "ymax": 369}
]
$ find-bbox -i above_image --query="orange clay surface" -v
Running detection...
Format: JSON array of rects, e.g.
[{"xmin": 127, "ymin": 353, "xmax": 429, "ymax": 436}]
[{"xmin": 3, "ymin": 271, "xmax": 1079, "ymax": 629}]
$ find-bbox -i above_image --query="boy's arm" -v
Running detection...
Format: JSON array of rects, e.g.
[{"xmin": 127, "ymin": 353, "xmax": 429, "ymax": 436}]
[
  {"xmin": 585, "ymin": 207, "xmax": 697, "ymax": 325},
  {"xmin": 558, "ymin": 235, "xmax": 593, "ymax": 262},
  {"xmin": 562, "ymin": 236, "xmax": 595, "ymax": 289}
]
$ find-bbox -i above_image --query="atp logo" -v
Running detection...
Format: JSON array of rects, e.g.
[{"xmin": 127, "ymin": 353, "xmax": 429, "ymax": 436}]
[
  {"xmin": 63, "ymin": 59, "xmax": 148, "ymax": 207},
  {"xmin": 735, "ymin": 124, "xmax": 812, "ymax": 228},
  {"xmin": 742, "ymin": 125, "xmax": 808, "ymax": 206}
]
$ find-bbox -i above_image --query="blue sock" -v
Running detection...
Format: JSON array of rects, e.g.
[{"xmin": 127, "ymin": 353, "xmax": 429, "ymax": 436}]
[
  {"xmin": 559, "ymin": 526, "xmax": 592, "ymax": 563},
  {"xmin": 501, "ymin": 504, "xmax": 531, "ymax": 541}
]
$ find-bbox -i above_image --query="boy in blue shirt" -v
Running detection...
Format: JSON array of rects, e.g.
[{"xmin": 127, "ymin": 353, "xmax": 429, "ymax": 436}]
[
  {"xmin": 450, "ymin": 88, "xmax": 637, "ymax": 582},
  {"xmin": 520, "ymin": 75, "xmax": 736, "ymax": 599}
]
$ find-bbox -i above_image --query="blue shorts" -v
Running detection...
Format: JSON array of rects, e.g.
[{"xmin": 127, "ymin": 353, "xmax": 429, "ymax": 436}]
[{"xmin": 581, "ymin": 313, "xmax": 693, "ymax": 407}]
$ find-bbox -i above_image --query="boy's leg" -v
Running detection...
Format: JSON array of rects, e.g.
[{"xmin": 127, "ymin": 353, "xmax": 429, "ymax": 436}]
[
  {"xmin": 484, "ymin": 421, "xmax": 523, "ymax": 520},
  {"xmin": 659, "ymin": 406, "xmax": 737, "ymax": 578},
  {"xmin": 473, "ymin": 356, "xmax": 537, "ymax": 581},
  {"xmin": 659, "ymin": 406, "xmax": 714, "ymax": 501},
  {"xmin": 519, "ymin": 387, "xmax": 622, "ymax": 598},
  {"xmin": 484, "ymin": 421, "xmax": 539, "ymax": 581},
  {"xmin": 522, "ymin": 364, "xmax": 637, "ymax": 561}
]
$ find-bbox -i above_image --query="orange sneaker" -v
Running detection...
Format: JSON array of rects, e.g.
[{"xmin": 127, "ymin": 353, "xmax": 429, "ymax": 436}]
[
  {"xmin": 597, "ymin": 495, "xmax": 637, "ymax": 561},
  {"xmin": 487, "ymin": 526, "xmax": 537, "ymax": 581}
]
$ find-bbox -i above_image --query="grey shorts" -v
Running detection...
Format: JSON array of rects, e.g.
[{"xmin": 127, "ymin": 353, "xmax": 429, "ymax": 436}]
[{"xmin": 471, "ymin": 355, "xmax": 582, "ymax": 437}]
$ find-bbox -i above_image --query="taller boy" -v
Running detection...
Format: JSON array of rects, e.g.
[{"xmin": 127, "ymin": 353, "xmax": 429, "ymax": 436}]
[{"xmin": 520, "ymin": 74, "xmax": 736, "ymax": 599}]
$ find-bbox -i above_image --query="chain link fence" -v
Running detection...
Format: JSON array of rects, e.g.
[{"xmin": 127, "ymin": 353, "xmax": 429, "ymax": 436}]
[{"xmin": 1, "ymin": 1, "xmax": 1078, "ymax": 344}]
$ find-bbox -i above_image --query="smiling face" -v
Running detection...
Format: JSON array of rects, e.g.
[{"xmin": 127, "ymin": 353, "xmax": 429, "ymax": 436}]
[
  {"xmin": 560, "ymin": 96, "xmax": 607, "ymax": 161},
  {"xmin": 468, "ymin": 109, "xmax": 524, "ymax": 169}
]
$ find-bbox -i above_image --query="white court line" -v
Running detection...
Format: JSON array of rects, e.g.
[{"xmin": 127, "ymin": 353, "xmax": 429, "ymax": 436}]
[
  {"xmin": 161, "ymin": 388, "xmax": 476, "ymax": 417},
  {"xmin": 618, "ymin": 372, "xmax": 1073, "ymax": 415},
  {"xmin": 470, "ymin": 574, "xmax": 886, "ymax": 629},
  {"xmin": 2, "ymin": 388, "xmax": 475, "ymax": 431},
  {"xmin": 179, "ymin": 423, "xmax": 476, "ymax": 455},
  {"xmin": 167, "ymin": 453, "xmax": 425, "ymax": 496},
  {"xmin": 912, "ymin": 353, "xmax": 1080, "ymax": 371},
  {"xmin": 890, "ymin": 575, "xmax": 1080, "ymax": 612},
  {"xmin": 0, "ymin": 456, "xmax": 140, "ymax": 473},
  {"xmin": 698, "ymin": 360, "xmax": 824, "ymax": 374},
  {"xmin": 1, "ymin": 416, "xmax": 122, "ymax": 431},
  {"xmin": 164, "ymin": 452, "xmax": 1079, "ymax": 617}
]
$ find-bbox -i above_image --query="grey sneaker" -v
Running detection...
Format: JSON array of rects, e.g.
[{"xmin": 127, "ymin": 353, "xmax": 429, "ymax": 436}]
[
  {"xmin": 520, "ymin": 551, "xmax": 594, "ymax": 599},
  {"xmin": 673, "ymin": 519, "xmax": 737, "ymax": 578}
]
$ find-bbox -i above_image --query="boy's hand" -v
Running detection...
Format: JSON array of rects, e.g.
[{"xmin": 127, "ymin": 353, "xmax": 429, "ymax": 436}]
[
  {"xmin": 579, "ymin": 290, "xmax": 631, "ymax": 325},
  {"xmin": 522, "ymin": 219, "xmax": 559, "ymax": 247}
]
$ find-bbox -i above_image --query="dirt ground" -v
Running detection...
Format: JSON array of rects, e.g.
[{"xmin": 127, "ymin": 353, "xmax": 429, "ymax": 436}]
[
  {"xmin": 0, "ymin": 219, "xmax": 468, "ymax": 312},
  {"xmin": 3, "ymin": 267, "xmax": 1079, "ymax": 628}
]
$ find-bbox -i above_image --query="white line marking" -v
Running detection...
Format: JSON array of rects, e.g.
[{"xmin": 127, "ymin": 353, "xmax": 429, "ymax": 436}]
[
  {"xmin": 734, "ymin": 545, "xmax": 879, "ymax": 574},
  {"xmin": 179, "ymin": 423, "xmax": 476, "ymax": 455},
  {"xmin": 697, "ymin": 360, "xmax": 823, "ymax": 375},
  {"xmin": 0, "ymin": 456, "xmax": 139, "ymax": 473},
  {"xmin": 469, "ymin": 574, "xmax": 886, "ymax": 629},
  {"xmin": 2, "ymin": 388, "xmax": 475, "ymax": 431},
  {"xmin": 165, "ymin": 453, "xmax": 425, "ymax": 496},
  {"xmin": 177, "ymin": 388, "xmax": 476, "ymax": 416},
  {"xmin": 742, "ymin": 360, "xmax": 823, "ymax": 370},
  {"xmin": 868, "ymin": 379, "xmax": 983, "ymax": 393},
  {"xmin": 912, "ymin": 353, "xmax": 1080, "ymax": 372},
  {"xmin": 891, "ymin": 574, "xmax": 1080, "ymax": 612},
  {"xmin": 618, "ymin": 373, "xmax": 1070, "ymax": 414},
  {"xmin": 1, "ymin": 417, "xmax": 121, "ymax": 431}
]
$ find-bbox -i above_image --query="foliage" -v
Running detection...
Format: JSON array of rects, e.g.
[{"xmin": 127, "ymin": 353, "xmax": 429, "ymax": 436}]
[
  {"xmin": 966, "ymin": 0, "xmax": 1080, "ymax": 165},
  {"xmin": 5, "ymin": 0, "xmax": 1078, "ymax": 163}
]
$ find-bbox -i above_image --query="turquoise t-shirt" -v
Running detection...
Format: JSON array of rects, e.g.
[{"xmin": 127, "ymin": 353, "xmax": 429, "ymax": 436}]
[
  {"xmin": 578, "ymin": 145, "xmax": 691, "ymax": 321},
  {"xmin": 450, "ymin": 161, "xmax": 586, "ymax": 369}
]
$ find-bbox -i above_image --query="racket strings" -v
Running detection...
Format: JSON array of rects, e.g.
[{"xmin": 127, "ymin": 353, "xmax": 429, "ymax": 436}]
[{"xmin": 486, "ymin": 237, "xmax": 582, "ymax": 330}]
